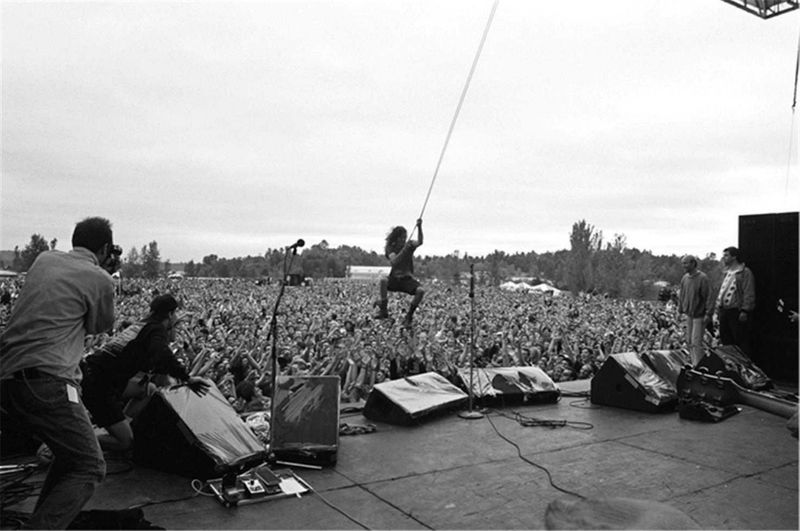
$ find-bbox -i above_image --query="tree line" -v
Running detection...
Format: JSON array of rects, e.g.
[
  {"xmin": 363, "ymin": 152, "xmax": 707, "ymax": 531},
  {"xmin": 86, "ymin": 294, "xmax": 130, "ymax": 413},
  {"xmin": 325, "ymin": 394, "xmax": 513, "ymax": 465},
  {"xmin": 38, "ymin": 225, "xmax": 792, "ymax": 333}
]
[{"xmin": 2, "ymin": 220, "xmax": 726, "ymax": 299}]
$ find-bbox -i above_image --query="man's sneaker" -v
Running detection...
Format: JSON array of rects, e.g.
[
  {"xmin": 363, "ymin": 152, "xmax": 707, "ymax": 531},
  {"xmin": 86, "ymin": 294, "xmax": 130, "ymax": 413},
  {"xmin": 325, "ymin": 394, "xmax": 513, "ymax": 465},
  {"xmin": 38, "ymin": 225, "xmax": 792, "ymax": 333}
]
[
  {"xmin": 36, "ymin": 443, "xmax": 53, "ymax": 466},
  {"xmin": 374, "ymin": 300, "xmax": 389, "ymax": 319}
]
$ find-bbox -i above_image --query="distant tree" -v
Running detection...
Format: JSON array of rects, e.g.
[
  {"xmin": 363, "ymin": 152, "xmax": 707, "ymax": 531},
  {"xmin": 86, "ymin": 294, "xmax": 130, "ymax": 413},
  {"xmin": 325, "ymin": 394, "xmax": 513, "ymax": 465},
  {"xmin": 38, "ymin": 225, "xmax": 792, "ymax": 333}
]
[
  {"xmin": 595, "ymin": 233, "xmax": 628, "ymax": 297},
  {"xmin": 163, "ymin": 259, "xmax": 172, "ymax": 275},
  {"xmin": 485, "ymin": 250, "xmax": 509, "ymax": 286},
  {"xmin": 122, "ymin": 246, "xmax": 143, "ymax": 277},
  {"xmin": 49, "ymin": 238, "xmax": 58, "ymax": 250},
  {"xmin": 142, "ymin": 241, "xmax": 161, "ymax": 278},
  {"xmin": 622, "ymin": 249, "xmax": 653, "ymax": 299},
  {"xmin": 21, "ymin": 234, "xmax": 50, "ymax": 271},
  {"xmin": 184, "ymin": 260, "xmax": 197, "ymax": 277},
  {"xmin": 567, "ymin": 220, "xmax": 601, "ymax": 294},
  {"xmin": 12, "ymin": 246, "xmax": 23, "ymax": 272},
  {"xmin": 196, "ymin": 254, "xmax": 219, "ymax": 277}
]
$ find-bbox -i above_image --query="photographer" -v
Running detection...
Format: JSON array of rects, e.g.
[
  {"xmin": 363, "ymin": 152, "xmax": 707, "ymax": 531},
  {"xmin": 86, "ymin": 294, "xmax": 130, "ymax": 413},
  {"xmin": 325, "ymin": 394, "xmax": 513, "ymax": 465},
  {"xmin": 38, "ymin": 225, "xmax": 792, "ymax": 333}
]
[
  {"xmin": 81, "ymin": 294, "xmax": 210, "ymax": 452},
  {"xmin": 0, "ymin": 216, "xmax": 119, "ymax": 529}
]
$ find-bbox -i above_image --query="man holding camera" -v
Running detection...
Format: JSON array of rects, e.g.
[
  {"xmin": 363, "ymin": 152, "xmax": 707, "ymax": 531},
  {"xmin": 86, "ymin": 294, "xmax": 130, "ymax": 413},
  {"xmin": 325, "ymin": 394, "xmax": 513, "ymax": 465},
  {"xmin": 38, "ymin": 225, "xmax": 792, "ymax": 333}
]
[{"xmin": 0, "ymin": 216, "xmax": 120, "ymax": 529}]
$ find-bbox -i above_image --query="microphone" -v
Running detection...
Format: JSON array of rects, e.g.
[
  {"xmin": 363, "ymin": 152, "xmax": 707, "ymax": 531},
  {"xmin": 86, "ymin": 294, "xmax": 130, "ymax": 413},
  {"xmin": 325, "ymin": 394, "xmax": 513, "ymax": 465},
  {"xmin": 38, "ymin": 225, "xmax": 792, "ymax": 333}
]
[
  {"xmin": 469, "ymin": 263, "xmax": 475, "ymax": 298},
  {"xmin": 288, "ymin": 239, "xmax": 305, "ymax": 250}
]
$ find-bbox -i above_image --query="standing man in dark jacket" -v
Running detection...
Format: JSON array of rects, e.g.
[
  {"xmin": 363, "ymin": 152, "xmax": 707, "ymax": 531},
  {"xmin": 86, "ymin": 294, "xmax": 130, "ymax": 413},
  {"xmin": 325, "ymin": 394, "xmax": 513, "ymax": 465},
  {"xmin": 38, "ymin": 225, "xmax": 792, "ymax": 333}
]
[
  {"xmin": 0, "ymin": 216, "xmax": 119, "ymax": 529},
  {"xmin": 678, "ymin": 255, "xmax": 712, "ymax": 366},
  {"xmin": 707, "ymin": 246, "xmax": 756, "ymax": 356},
  {"xmin": 81, "ymin": 294, "xmax": 209, "ymax": 452}
]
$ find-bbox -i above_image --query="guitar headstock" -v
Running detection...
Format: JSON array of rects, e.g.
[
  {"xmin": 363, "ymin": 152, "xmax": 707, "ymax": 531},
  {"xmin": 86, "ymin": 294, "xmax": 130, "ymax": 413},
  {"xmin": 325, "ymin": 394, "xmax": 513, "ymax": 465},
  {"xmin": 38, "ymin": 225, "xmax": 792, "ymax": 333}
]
[{"xmin": 677, "ymin": 366, "xmax": 743, "ymax": 406}]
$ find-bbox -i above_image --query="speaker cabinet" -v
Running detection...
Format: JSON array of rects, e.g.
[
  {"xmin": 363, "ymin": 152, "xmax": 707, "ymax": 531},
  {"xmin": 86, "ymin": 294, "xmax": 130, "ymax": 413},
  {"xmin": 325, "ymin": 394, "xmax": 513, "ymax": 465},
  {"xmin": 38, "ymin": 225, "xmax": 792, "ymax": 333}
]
[
  {"xmin": 738, "ymin": 212, "xmax": 799, "ymax": 381},
  {"xmin": 363, "ymin": 372, "xmax": 467, "ymax": 425},
  {"xmin": 590, "ymin": 352, "xmax": 677, "ymax": 413},
  {"xmin": 456, "ymin": 366, "xmax": 560, "ymax": 405},
  {"xmin": 132, "ymin": 383, "xmax": 266, "ymax": 479},
  {"xmin": 641, "ymin": 349, "xmax": 692, "ymax": 389},
  {"xmin": 270, "ymin": 375, "xmax": 340, "ymax": 466}
]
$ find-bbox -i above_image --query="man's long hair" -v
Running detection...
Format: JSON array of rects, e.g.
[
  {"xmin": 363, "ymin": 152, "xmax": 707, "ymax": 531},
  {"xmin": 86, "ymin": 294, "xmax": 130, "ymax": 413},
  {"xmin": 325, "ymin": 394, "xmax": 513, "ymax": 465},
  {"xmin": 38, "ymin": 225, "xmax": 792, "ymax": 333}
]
[{"xmin": 384, "ymin": 226, "xmax": 407, "ymax": 258}]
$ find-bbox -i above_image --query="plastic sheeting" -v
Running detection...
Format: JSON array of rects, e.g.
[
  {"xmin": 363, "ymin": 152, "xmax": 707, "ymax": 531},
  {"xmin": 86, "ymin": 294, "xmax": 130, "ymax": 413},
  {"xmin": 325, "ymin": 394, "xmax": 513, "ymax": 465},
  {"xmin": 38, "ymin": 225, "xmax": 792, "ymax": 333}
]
[
  {"xmin": 366, "ymin": 372, "xmax": 467, "ymax": 420},
  {"xmin": 641, "ymin": 349, "xmax": 692, "ymax": 389},
  {"xmin": 158, "ymin": 382, "xmax": 266, "ymax": 467},
  {"xmin": 457, "ymin": 366, "xmax": 559, "ymax": 401},
  {"xmin": 698, "ymin": 345, "xmax": 772, "ymax": 390},
  {"xmin": 609, "ymin": 352, "xmax": 677, "ymax": 405}
]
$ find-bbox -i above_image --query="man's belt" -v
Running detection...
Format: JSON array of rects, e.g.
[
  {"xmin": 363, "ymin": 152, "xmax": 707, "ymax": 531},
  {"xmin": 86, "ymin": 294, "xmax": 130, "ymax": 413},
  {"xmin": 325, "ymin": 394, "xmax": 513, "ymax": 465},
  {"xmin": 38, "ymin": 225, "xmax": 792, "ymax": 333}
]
[{"xmin": 12, "ymin": 368, "xmax": 48, "ymax": 380}]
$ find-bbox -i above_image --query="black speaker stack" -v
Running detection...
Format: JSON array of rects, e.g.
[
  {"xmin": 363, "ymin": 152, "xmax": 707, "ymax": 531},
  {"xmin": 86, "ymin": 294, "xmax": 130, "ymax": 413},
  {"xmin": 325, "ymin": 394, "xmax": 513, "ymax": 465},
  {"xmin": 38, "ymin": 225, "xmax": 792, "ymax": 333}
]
[{"xmin": 738, "ymin": 212, "xmax": 798, "ymax": 382}]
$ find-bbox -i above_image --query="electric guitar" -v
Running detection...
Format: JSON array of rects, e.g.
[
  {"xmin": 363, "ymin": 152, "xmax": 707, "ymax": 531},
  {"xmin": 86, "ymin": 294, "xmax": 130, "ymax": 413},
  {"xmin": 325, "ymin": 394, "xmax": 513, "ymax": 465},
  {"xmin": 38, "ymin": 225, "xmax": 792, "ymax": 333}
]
[{"xmin": 677, "ymin": 367, "xmax": 798, "ymax": 419}]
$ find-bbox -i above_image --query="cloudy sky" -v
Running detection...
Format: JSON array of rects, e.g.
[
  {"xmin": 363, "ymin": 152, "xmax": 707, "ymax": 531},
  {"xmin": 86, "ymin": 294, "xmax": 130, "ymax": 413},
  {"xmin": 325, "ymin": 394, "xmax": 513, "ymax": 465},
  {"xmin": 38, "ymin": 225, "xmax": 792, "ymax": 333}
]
[{"xmin": 2, "ymin": 0, "xmax": 798, "ymax": 263}]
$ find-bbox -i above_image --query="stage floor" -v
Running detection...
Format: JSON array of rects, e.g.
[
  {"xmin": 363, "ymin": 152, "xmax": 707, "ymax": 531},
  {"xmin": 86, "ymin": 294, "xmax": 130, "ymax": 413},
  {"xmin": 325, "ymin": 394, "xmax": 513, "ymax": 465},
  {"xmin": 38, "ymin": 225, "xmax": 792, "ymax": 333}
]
[{"xmin": 5, "ymin": 379, "xmax": 798, "ymax": 529}]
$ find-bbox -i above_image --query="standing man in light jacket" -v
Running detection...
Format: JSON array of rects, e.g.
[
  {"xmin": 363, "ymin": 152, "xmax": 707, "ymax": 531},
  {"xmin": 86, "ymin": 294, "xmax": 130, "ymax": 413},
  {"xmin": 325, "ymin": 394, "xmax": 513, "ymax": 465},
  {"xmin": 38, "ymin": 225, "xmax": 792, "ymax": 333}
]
[
  {"xmin": 707, "ymin": 246, "xmax": 756, "ymax": 357},
  {"xmin": 0, "ymin": 216, "xmax": 119, "ymax": 529},
  {"xmin": 678, "ymin": 255, "xmax": 712, "ymax": 366}
]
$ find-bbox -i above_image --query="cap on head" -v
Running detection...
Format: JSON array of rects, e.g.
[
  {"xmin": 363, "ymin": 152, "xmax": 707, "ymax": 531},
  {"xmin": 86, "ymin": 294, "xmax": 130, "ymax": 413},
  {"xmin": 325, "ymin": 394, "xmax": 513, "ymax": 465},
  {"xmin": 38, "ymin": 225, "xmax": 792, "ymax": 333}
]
[{"xmin": 149, "ymin": 294, "xmax": 179, "ymax": 319}]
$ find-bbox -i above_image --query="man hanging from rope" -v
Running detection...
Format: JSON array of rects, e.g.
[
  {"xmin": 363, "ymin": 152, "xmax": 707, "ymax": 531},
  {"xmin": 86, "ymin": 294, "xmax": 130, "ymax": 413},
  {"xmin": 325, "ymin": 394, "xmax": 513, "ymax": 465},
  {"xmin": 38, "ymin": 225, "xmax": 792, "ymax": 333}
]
[{"xmin": 375, "ymin": 218, "xmax": 425, "ymax": 328}]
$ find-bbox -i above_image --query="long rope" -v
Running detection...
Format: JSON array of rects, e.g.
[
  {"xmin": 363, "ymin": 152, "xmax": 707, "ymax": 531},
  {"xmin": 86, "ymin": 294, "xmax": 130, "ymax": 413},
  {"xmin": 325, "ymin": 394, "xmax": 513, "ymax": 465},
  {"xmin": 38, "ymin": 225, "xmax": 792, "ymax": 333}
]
[
  {"xmin": 413, "ymin": 0, "xmax": 499, "ymax": 233},
  {"xmin": 786, "ymin": 26, "xmax": 800, "ymax": 199},
  {"xmin": 793, "ymin": 27, "xmax": 800, "ymax": 111}
]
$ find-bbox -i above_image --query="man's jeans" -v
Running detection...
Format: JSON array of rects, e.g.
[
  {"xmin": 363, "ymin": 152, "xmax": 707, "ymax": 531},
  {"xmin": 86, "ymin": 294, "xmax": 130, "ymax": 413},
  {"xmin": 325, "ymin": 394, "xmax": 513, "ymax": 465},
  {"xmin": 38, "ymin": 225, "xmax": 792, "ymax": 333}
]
[
  {"xmin": 719, "ymin": 308, "xmax": 752, "ymax": 357},
  {"xmin": 1, "ymin": 375, "xmax": 105, "ymax": 529},
  {"xmin": 684, "ymin": 316, "xmax": 705, "ymax": 366}
]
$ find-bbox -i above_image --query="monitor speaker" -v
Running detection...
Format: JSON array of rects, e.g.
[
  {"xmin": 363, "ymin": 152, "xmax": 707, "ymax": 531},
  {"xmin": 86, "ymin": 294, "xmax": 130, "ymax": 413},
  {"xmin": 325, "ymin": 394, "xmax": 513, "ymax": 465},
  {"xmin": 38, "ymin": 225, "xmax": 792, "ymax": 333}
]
[
  {"xmin": 456, "ymin": 366, "xmax": 560, "ymax": 405},
  {"xmin": 590, "ymin": 352, "xmax": 677, "ymax": 413},
  {"xmin": 363, "ymin": 372, "xmax": 467, "ymax": 425},
  {"xmin": 640, "ymin": 349, "xmax": 692, "ymax": 388},
  {"xmin": 132, "ymin": 383, "xmax": 266, "ymax": 479}
]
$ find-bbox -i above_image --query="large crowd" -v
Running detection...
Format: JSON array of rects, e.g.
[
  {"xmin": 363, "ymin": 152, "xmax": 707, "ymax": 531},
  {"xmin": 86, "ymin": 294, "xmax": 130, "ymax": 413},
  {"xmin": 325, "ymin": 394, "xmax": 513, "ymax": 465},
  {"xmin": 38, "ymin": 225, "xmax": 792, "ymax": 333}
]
[{"xmin": 0, "ymin": 276, "xmax": 686, "ymax": 411}]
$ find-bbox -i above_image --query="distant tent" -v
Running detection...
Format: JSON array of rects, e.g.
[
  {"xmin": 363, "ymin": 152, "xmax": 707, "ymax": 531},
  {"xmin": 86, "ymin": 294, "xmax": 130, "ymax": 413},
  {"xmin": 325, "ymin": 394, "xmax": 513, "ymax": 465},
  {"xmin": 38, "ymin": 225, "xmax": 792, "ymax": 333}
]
[
  {"xmin": 0, "ymin": 270, "xmax": 19, "ymax": 278},
  {"xmin": 530, "ymin": 283, "xmax": 563, "ymax": 296},
  {"xmin": 500, "ymin": 281, "xmax": 536, "ymax": 292},
  {"xmin": 347, "ymin": 266, "xmax": 390, "ymax": 281}
]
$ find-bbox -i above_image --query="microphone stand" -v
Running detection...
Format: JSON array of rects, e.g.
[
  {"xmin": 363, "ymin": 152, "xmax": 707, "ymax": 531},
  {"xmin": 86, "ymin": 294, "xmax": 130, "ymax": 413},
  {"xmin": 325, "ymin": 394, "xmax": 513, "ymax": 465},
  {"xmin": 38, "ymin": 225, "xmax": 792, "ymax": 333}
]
[
  {"xmin": 268, "ymin": 245, "xmax": 299, "ymax": 458},
  {"xmin": 459, "ymin": 263, "xmax": 483, "ymax": 419}
]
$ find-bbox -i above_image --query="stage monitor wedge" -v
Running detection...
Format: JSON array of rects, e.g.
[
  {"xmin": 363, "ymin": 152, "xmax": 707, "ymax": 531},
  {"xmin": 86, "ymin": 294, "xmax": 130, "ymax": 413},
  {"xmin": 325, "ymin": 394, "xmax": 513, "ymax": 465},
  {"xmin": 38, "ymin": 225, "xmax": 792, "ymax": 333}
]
[
  {"xmin": 641, "ymin": 349, "xmax": 692, "ymax": 389},
  {"xmin": 363, "ymin": 372, "xmax": 468, "ymax": 425},
  {"xmin": 132, "ymin": 382, "xmax": 267, "ymax": 479},
  {"xmin": 457, "ymin": 366, "xmax": 560, "ymax": 405},
  {"xmin": 590, "ymin": 352, "xmax": 678, "ymax": 413}
]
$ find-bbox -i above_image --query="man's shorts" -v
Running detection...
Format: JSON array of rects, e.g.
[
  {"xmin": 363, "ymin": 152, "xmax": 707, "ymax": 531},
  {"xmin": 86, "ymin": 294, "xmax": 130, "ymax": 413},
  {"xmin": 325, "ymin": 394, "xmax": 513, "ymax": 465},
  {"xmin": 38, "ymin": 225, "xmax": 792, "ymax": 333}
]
[{"xmin": 387, "ymin": 274, "xmax": 420, "ymax": 295}]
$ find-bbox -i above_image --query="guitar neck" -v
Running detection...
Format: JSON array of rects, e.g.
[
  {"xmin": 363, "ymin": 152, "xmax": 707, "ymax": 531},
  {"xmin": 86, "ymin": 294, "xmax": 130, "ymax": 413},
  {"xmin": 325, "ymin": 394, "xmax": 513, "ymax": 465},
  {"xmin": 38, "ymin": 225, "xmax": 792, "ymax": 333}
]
[{"xmin": 739, "ymin": 389, "xmax": 797, "ymax": 419}]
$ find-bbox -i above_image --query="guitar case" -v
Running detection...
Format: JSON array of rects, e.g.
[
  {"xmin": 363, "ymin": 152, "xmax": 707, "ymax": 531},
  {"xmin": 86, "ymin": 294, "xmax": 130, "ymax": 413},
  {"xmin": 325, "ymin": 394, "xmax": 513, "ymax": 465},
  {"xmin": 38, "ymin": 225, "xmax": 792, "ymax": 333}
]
[
  {"xmin": 677, "ymin": 395, "xmax": 740, "ymax": 422},
  {"xmin": 676, "ymin": 366, "xmax": 797, "ymax": 423}
]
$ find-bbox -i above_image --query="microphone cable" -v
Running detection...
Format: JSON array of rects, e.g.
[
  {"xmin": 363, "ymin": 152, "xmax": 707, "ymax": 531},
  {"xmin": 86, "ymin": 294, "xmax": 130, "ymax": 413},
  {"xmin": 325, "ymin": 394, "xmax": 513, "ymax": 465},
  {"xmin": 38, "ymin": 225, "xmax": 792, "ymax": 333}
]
[{"xmin": 484, "ymin": 410, "xmax": 587, "ymax": 500}]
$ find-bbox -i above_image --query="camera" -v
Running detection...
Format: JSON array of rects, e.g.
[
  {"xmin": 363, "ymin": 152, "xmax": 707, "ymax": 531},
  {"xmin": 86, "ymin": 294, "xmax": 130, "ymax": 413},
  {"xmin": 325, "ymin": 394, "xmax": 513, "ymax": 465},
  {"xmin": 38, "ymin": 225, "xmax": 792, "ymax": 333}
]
[{"xmin": 103, "ymin": 244, "xmax": 123, "ymax": 274}]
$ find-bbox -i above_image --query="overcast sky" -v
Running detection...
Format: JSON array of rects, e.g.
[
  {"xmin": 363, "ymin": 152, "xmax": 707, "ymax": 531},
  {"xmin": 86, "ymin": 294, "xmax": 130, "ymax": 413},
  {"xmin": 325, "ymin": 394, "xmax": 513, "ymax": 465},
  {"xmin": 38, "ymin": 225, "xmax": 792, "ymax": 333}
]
[{"xmin": 2, "ymin": 0, "xmax": 798, "ymax": 263}]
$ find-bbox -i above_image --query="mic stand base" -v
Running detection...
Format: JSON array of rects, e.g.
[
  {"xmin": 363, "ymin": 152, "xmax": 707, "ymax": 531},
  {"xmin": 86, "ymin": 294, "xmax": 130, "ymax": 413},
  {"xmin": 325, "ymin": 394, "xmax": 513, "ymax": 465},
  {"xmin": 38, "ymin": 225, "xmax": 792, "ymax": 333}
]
[{"xmin": 458, "ymin": 410, "xmax": 485, "ymax": 420}]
